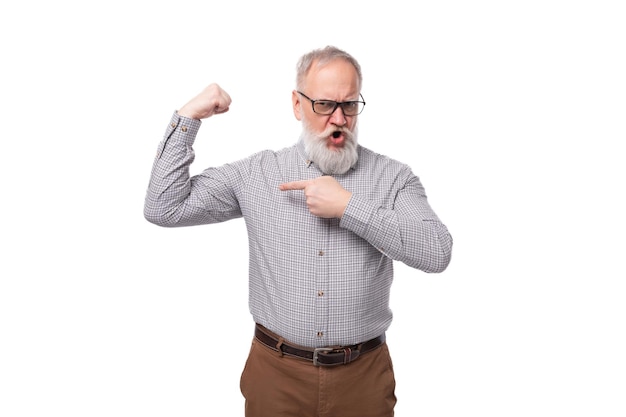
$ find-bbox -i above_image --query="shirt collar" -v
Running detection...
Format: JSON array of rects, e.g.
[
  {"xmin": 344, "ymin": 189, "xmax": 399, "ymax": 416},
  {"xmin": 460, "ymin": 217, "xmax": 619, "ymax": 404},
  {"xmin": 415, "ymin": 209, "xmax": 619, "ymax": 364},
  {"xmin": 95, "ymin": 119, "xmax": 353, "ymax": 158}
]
[{"xmin": 296, "ymin": 140, "xmax": 314, "ymax": 168}]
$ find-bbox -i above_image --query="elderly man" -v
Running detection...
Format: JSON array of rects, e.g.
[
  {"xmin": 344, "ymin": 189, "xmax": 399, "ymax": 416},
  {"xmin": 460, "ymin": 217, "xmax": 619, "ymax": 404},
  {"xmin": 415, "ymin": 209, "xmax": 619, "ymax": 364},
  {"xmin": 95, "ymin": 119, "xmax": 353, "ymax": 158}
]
[{"xmin": 145, "ymin": 45, "xmax": 452, "ymax": 417}]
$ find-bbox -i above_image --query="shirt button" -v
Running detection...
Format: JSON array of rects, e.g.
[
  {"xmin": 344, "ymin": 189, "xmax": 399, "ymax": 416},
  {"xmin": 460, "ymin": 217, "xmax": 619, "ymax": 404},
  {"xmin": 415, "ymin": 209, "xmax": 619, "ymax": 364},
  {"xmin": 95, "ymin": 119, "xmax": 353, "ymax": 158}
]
[
  {"xmin": 317, "ymin": 331, "xmax": 323, "ymax": 337},
  {"xmin": 318, "ymin": 290, "xmax": 324, "ymax": 297},
  {"xmin": 181, "ymin": 126, "xmax": 188, "ymax": 132},
  {"xmin": 170, "ymin": 122, "xmax": 177, "ymax": 128},
  {"xmin": 318, "ymin": 250, "xmax": 324, "ymax": 256}
]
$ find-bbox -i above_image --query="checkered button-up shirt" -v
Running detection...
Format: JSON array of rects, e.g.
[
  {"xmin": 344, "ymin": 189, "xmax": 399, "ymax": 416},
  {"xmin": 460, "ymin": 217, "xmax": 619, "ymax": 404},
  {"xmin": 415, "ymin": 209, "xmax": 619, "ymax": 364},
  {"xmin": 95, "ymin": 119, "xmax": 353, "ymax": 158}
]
[{"xmin": 145, "ymin": 112, "xmax": 453, "ymax": 347}]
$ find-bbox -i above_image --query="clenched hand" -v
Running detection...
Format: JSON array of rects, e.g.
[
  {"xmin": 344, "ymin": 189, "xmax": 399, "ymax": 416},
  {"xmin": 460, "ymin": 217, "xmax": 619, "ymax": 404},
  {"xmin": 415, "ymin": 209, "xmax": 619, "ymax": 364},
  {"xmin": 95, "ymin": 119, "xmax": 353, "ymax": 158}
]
[{"xmin": 177, "ymin": 83, "xmax": 232, "ymax": 120}]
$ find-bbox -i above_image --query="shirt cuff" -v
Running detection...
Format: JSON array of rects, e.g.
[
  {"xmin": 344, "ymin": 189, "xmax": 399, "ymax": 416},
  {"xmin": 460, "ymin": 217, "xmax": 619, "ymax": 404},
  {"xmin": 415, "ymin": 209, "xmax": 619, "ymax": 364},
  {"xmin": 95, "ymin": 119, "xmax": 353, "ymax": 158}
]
[
  {"xmin": 340, "ymin": 194, "xmax": 376, "ymax": 237},
  {"xmin": 165, "ymin": 111, "xmax": 202, "ymax": 144}
]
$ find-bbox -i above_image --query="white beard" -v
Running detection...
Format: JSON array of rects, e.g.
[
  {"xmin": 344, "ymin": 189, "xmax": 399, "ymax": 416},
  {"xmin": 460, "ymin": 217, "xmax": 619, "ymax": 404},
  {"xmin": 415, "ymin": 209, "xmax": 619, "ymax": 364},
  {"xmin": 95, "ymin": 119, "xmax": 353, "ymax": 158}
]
[{"xmin": 300, "ymin": 123, "xmax": 359, "ymax": 175}]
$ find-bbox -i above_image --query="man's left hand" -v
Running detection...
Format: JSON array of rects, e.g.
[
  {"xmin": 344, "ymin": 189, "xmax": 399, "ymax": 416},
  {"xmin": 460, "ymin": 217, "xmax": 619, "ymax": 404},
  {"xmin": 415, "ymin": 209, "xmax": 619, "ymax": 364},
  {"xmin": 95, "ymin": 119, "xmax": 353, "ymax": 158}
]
[{"xmin": 279, "ymin": 176, "xmax": 352, "ymax": 218}]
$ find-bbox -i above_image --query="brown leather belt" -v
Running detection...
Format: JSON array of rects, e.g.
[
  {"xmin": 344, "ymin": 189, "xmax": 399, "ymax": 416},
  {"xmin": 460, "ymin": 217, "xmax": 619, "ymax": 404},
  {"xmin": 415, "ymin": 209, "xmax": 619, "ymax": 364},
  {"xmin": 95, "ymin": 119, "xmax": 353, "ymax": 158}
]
[{"xmin": 254, "ymin": 324, "xmax": 385, "ymax": 366}]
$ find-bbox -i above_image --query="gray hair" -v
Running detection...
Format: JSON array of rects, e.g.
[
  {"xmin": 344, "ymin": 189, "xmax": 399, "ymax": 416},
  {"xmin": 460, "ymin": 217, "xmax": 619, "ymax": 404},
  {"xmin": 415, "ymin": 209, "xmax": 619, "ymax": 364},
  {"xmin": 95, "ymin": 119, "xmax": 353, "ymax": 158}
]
[{"xmin": 295, "ymin": 46, "xmax": 363, "ymax": 91}]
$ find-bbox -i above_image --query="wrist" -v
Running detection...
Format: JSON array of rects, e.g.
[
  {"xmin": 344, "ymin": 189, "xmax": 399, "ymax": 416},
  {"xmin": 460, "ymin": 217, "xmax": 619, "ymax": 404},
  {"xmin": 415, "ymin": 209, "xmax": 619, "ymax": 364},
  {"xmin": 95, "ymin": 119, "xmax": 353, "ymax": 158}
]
[{"xmin": 177, "ymin": 107, "xmax": 198, "ymax": 119}]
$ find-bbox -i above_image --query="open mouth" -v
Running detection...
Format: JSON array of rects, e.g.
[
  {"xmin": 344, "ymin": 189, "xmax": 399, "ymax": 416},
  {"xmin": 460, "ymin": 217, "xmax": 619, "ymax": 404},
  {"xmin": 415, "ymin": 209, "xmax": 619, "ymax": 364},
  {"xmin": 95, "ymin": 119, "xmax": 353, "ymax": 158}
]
[{"xmin": 332, "ymin": 131, "xmax": 341, "ymax": 139}]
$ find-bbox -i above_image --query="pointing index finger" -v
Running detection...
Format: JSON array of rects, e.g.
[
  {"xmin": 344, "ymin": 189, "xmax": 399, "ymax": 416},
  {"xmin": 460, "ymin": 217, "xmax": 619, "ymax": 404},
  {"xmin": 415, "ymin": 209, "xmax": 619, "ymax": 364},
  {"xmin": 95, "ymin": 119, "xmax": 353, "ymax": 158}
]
[{"xmin": 279, "ymin": 180, "xmax": 311, "ymax": 191}]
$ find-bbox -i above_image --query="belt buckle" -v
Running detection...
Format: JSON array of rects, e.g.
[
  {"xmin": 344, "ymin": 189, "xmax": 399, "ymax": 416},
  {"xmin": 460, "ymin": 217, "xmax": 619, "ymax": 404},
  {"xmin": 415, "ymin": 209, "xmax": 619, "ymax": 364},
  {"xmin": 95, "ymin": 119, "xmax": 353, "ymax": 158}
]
[{"xmin": 313, "ymin": 347, "xmax": 334, "ymax": 366}]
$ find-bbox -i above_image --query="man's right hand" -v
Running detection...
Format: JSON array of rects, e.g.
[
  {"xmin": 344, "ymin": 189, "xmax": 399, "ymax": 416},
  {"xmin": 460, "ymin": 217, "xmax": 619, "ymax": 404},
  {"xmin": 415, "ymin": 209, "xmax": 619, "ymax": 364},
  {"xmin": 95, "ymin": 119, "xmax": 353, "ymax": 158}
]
[{"xmin": 177, "ymin": 83, "xmax": 232, "ymax": 120}]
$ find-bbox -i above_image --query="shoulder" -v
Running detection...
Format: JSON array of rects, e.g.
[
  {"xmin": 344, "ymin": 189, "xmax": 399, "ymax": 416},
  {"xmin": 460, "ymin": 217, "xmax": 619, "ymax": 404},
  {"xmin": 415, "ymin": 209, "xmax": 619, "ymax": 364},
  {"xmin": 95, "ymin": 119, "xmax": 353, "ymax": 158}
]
[
  {"xmin": 235, "ymin": 144, "xmax": 296, "ymax": 161},
  {"xmin": 229, "ymin": 145, "xmax": 298, "ymax": 171},
  {"xmin": 356, "ymin": 145, "xmax": 412, "ymax": 173}
]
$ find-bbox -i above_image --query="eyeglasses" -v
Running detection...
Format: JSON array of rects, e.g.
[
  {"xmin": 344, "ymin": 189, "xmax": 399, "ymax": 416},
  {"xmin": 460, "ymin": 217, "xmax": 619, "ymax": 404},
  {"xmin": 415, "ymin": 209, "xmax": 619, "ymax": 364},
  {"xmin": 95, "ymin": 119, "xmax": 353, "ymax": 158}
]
[{"xmin": 297, "ymin": 91, "xmax": 366, "ymax": 116}]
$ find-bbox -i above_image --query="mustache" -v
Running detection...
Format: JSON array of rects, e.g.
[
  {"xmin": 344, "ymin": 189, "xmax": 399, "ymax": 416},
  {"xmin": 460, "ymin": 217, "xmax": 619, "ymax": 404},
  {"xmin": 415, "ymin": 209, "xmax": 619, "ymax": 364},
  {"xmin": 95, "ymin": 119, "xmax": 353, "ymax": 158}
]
[
  {"xmin": 300, "ymin": 117, "xmax": 357, "ymax": 144},
  {"xmin": 321, "ymin": 125, "xmax": 354, "ymax": 141}
]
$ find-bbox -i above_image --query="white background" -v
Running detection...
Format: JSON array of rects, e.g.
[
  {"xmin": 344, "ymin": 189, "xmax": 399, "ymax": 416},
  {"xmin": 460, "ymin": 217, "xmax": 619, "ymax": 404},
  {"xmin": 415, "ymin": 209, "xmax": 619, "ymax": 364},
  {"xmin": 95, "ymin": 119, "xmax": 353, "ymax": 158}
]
[{"xmin": 1, "ymin": 1, "xmax": 625, "ymax": 416}]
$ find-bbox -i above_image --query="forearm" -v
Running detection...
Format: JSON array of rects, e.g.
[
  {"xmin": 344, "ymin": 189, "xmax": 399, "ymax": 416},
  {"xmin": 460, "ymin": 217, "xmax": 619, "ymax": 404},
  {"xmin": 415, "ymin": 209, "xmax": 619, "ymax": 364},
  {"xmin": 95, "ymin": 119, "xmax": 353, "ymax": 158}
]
[
  {"xmin": 144, "ymin": 112, "xmax": 202, "ymax": 226},
  {"xmin": 341, "ymin": 196, "xmax": 453, "ymax": 273}
]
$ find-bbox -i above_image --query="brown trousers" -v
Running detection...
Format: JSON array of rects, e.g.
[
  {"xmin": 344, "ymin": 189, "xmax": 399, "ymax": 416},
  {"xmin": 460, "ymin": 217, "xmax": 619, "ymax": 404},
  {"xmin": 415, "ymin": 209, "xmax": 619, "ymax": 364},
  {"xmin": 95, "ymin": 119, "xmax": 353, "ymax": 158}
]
[{"xmin": 239, "ymin": 337, "xmax": 397, "ymax": 417}]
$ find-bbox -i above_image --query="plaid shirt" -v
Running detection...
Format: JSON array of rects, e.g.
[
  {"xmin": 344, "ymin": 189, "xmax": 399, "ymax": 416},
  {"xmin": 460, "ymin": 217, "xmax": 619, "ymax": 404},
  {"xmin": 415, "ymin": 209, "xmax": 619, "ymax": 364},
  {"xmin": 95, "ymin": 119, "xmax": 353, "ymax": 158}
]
[{"xmin": 145, "ymin": 112, "xmax": 453, "ymax": 347}]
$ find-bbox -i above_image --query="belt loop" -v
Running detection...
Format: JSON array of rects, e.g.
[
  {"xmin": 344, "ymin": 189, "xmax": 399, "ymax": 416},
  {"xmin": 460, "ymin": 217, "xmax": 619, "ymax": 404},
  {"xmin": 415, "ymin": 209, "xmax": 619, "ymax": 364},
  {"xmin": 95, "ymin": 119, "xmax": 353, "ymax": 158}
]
[
  {"xmin": 275, "ymin": 337, "xmax": 285, "ymax": 357},
  {"xmin": 343, "ymin": 347, "xmax": 352, "ymax": 364}
]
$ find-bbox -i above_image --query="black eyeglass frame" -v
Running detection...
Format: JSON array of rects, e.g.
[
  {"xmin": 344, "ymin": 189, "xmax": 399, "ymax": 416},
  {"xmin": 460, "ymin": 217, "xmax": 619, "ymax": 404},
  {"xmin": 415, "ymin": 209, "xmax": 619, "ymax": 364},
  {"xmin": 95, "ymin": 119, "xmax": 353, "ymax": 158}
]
[{"xmin": 296, "ymin": 91, "xmax": 366, "ymax": 116}]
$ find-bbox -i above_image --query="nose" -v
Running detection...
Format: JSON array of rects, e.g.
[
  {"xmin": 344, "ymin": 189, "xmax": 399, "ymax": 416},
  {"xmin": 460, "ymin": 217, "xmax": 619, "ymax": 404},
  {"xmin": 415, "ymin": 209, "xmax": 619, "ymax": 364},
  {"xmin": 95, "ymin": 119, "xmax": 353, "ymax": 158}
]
[{"xmin": 329, "ymin": 105, "xmax": 347, "ymax": 126}]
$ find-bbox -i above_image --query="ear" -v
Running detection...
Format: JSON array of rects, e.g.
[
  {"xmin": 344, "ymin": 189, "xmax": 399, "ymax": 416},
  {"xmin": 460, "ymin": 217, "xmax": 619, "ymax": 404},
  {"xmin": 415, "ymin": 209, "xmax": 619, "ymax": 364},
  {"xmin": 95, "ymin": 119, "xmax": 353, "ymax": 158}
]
[{"xmin": 292, "ymin": 90, "xmax": 302, "ymax": 121}]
